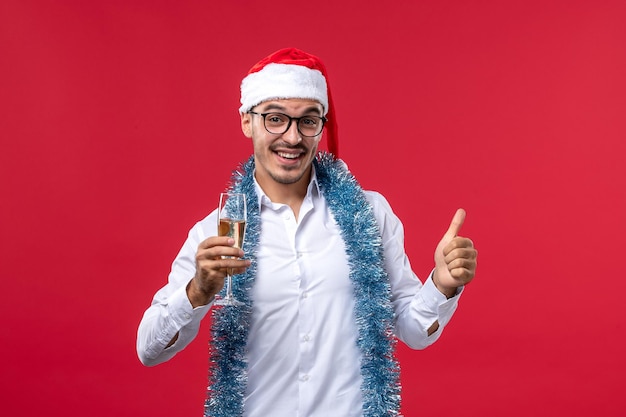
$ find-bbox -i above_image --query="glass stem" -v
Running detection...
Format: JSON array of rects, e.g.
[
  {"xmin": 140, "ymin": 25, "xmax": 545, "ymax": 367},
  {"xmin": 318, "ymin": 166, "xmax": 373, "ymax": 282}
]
[{"xmin": 225, "ymin": 274, "xmax": 233, "ymax": 300}]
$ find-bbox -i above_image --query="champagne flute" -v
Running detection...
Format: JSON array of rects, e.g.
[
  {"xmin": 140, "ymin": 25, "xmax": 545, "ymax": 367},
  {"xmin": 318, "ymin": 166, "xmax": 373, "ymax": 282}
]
[{"xmin": 214, "ymin": 192, "xmax": 247, "ymax": 306}]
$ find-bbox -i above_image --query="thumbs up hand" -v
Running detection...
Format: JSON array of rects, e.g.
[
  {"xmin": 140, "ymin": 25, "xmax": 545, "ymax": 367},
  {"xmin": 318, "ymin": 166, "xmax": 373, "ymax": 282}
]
[{"xmin": 433, "ymin": 209, "xmax": 478, "ymax": 298}]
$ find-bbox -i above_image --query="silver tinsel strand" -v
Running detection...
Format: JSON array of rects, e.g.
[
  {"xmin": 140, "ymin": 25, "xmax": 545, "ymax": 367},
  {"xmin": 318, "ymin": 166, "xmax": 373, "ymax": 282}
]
[{"xmin": 205, "ymin": 153, "xmax": 401, "ymax": 417}]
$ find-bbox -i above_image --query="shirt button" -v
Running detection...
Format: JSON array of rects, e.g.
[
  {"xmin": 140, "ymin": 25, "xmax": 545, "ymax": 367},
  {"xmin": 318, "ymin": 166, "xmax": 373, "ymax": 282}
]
[
  {"xmin": 302, "ymin": 334, "xmax": 310, "ymax": 342},
  {"xmin": 302, "ymin": 292, "xmax": 308, "ymax": 299},
  {"xmin": 301, "ymin": 374, "xmax": 310, "ymax": 382}
]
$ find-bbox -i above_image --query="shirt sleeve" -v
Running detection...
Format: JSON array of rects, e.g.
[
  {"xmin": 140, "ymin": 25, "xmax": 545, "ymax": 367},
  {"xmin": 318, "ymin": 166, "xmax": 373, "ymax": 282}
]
[
  {"xmin": 136, "ymin": 212, "xmax": 216, "ymax": 366},
  {"xmin": 365, "ymin": 191, "xmax": 463, "ymax": 350}
]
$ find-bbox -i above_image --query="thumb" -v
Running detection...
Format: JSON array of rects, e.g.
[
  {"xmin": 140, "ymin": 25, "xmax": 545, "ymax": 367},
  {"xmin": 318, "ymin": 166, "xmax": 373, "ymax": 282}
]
[{"xmin": 444, "ymin": 208, "xmax": 466, "ymax": 238}]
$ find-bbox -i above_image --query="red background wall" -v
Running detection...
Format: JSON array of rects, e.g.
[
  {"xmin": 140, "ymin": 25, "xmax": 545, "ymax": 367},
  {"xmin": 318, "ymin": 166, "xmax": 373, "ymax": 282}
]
[{"xmin": 1, "ymin": 1, "xmax": 625, "ymax": 416}]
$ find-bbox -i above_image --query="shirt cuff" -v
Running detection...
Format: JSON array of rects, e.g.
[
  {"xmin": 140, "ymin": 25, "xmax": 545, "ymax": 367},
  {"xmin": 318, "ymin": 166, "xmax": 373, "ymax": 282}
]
[
  {"xmin": 167, "ymin": 282, "xmax": 212, "ymax": 328},
  {"xmin": 420, "ymin": 270, "xmax": 464, "ymax": 318}
]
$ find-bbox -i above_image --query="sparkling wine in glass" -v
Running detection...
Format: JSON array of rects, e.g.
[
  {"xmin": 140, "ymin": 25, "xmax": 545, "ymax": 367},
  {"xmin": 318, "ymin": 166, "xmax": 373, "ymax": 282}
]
[{"xmin": 214, "ymin": 192, "xmax": 246, "ymax": 306}]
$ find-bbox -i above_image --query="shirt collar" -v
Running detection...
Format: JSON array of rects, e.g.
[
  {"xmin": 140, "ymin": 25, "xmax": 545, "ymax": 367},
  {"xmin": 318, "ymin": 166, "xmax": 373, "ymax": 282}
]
[{"xmin": 253, "ymin": 165, "xmax": 321, "ymax": 210}]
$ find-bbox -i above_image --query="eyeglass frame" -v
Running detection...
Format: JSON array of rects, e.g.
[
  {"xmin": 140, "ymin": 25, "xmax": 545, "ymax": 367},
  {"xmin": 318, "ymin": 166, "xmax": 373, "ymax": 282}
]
[{"xmin": 247, "ymin": 111, "xmax": 327, "ymax": 138}]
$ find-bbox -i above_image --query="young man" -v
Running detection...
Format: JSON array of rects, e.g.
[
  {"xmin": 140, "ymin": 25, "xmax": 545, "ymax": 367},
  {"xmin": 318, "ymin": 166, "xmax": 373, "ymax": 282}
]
[{"xmin": 137, "ymin": 48, "xmax": 477, "ymax": 417}]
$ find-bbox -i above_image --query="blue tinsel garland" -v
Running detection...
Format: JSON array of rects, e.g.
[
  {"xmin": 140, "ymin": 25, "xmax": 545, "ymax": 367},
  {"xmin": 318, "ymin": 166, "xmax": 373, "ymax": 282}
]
[{"xmin": 205, "ymin": 153, "xmax": 401, "ymax": 417}]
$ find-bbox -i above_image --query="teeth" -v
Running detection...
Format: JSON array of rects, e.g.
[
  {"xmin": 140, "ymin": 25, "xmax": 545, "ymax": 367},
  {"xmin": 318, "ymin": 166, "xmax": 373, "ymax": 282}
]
[{"xmin": 278, "ymin": 152, "xmax": 299, "ymax": 159}]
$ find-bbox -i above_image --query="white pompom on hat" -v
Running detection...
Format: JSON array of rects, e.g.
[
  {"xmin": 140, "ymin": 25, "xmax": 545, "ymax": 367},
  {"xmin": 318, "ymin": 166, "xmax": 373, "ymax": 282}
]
[{"xmin": 239, "ymin": 48, "xmax": 339, "ymax": 157}]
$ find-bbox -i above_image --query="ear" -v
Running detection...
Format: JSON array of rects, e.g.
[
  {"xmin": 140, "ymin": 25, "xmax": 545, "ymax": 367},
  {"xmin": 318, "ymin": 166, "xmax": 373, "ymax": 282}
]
[{"xmin": 241, "ymin": 112, "xmax": 253, "ymax": 138}]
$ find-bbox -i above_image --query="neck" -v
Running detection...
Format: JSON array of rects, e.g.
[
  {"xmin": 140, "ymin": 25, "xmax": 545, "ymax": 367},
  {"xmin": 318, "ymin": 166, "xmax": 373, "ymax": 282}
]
[{"xmin": 254, "ymin": 168, "xmax": 311, "ymax": 220}]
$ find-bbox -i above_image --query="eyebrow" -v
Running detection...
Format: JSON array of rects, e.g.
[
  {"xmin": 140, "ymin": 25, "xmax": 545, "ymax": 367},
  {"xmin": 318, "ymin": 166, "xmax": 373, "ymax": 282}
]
[{"xmin": 259, "ymin": 103, "xmax": 323, "ymax": 116}]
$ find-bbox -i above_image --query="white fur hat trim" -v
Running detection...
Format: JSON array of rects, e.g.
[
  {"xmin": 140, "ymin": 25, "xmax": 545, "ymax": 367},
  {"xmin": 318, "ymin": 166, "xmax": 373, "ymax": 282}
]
[{"xmin": 239, "ymin": 63, "xmax": 329, "ymax": 115}]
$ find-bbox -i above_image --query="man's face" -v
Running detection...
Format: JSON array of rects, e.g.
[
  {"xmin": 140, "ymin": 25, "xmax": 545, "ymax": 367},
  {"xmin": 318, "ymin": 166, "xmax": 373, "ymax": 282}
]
[{"xmin": 241, "ymin": 98, "xmax": 324, "ymax": 192}]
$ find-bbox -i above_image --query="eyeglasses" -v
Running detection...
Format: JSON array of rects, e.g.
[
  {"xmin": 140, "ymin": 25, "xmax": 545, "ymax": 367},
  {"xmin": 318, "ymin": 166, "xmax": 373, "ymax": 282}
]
[{"xmin": 248, "ymin": 111, "xmax": 327, "ymax": 138}]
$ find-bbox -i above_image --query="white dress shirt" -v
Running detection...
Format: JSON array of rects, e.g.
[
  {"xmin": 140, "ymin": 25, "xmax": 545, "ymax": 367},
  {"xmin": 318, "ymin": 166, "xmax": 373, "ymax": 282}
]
[{"xmin": 137, "ymin": 167, "xmax": 461, "ymax": 417}]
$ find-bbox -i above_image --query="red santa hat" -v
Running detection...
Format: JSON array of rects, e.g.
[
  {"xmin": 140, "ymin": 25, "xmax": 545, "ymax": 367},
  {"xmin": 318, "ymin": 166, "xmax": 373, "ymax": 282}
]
[{"xmin": 239, "ymin": 47, "xmax": 339, "ymax": 157}]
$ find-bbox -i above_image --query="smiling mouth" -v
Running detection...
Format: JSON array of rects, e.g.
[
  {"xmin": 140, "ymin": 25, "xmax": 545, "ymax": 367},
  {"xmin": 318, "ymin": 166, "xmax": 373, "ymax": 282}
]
[{"xmin": 276, "ymin": 151, "xmax": 302, "ymax": 160}]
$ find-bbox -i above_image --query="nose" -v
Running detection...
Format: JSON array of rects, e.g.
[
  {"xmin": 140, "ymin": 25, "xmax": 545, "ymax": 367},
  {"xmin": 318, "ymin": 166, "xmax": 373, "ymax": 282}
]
[{"xmin": 282, "ymin": 120, "xmax": 302, "ymax": 144}]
